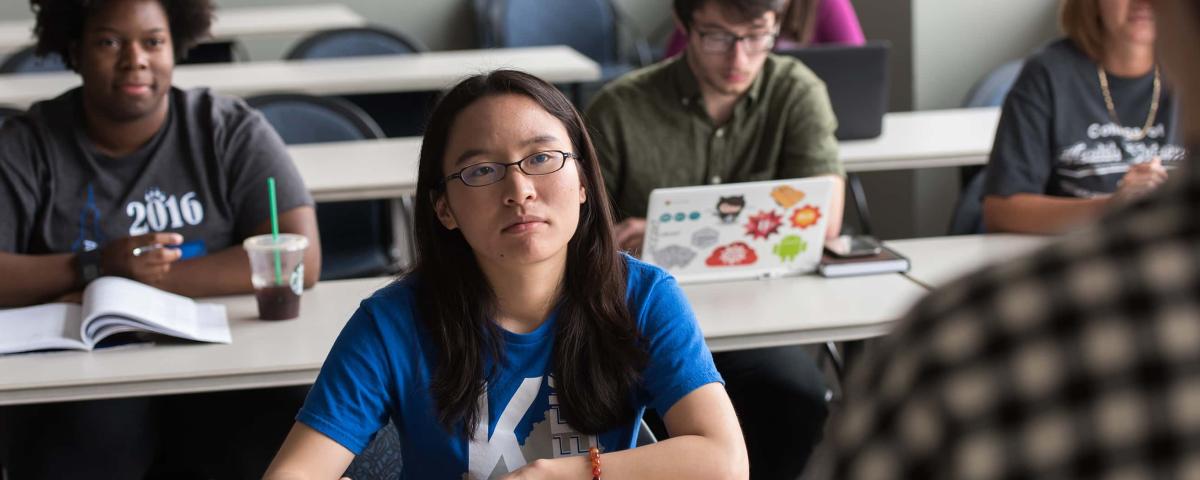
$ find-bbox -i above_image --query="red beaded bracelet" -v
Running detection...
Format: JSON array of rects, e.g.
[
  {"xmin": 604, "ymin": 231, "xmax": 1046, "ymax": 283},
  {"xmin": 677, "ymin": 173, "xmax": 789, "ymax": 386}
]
[{"xmin": 589, "ymin": 446, "xmax": 601, "ymax": 479}]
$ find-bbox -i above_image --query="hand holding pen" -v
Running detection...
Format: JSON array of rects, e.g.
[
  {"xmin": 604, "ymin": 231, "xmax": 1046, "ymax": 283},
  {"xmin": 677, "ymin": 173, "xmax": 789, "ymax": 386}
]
[{"xmin": 100, "ymin": 233, "xmax": 184, "ymax": 285}]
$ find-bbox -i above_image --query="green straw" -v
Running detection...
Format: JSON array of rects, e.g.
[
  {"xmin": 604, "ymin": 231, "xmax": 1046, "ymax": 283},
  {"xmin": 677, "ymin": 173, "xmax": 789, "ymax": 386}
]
[{"xmin": 268, "ymin": 177, "xmax": 283, "ymax": 286}]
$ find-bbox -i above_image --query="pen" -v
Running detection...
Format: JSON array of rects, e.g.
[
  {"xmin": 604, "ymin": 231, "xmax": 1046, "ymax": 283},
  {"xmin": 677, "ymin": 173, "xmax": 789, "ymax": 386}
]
[{"xmin": 131, "ymin": 243, "xmax": 169, "ymax": 257}]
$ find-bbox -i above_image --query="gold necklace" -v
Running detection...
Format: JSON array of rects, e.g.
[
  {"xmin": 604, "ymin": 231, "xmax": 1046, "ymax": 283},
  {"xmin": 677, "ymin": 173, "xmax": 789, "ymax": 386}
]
[{"xmin": 1097, "ymin": 64, "xmax": 1161, "ymax": 141}]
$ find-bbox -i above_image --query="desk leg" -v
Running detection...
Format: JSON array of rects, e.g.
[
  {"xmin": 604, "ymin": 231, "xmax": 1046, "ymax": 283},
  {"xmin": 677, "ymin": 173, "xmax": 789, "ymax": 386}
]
[{"xmin": 848, "ymin": 173, "xmax": 874, "ymax": 237}]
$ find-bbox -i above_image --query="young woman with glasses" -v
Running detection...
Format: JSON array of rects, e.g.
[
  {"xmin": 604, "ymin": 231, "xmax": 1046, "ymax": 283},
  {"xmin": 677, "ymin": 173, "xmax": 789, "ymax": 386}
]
[{"xmin": 264, "ymin": 70, "xmax": 748, "ymax": 479}]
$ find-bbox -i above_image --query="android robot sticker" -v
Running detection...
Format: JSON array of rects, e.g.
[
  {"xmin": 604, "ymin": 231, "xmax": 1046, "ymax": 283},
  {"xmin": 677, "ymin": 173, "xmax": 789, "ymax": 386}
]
[{"xmin": 772, "ymin": 235, "xmax": 807, "ymax": 262}]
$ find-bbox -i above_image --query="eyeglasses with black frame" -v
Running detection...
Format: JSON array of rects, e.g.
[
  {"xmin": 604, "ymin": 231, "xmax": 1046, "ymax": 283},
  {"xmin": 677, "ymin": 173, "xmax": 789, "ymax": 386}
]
[
  {"xmin": 694, "ymin": 29, "xmax": 778, "ymax": 54},
  {"xmin": 440, "ymin": 150, "xmax": 578, "ymax": 188}
]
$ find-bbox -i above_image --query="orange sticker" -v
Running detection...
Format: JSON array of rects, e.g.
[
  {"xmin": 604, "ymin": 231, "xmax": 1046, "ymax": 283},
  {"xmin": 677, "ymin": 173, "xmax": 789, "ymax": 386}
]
[
  {"xmin": 770, "ymin": 186, "xmax": 806, "ymax": 208},
  {"xmin": 790, "ymin": 205, "xmax": 822, "ymax": 229}
]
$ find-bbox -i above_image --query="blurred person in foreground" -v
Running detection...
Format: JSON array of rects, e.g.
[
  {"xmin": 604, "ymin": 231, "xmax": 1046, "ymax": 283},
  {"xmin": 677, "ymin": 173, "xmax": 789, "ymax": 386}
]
[{"xmin": 830, "ymin": 0, "xmax": 1200, "ymax": 477}]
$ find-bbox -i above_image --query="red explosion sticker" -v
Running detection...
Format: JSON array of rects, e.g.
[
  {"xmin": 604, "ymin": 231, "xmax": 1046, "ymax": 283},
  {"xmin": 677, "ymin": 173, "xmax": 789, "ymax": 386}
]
[
  {"xmin": 790, "ymin": 205, "xmax": 822, "ymax": 229},
  {"xmin": 744, "ymin": 210, "xmax": 783, "ymax": 240},
  {"xmin": 706, "ymin": 242, "xmax": 759, "ymax": 266}
]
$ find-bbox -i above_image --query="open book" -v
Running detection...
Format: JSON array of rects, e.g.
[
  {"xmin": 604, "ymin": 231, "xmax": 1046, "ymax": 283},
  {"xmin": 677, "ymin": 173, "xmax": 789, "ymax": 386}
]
[{"xmin": 0, "ymin": 277, "xmax": 231, "ymax": 355}]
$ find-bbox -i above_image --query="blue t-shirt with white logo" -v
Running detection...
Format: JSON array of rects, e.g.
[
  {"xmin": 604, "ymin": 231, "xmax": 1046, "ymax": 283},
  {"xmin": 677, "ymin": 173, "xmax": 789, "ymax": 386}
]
[{"xmin": 297, "ymin": 255, "xmax": 722, "ymax": 479}]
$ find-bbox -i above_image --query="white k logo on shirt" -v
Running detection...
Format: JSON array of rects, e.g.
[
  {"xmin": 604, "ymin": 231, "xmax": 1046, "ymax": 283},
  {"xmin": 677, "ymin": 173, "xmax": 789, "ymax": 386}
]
[{"xmin": 467, "ymin": 376, "xmax": 542, "ymax": 478}]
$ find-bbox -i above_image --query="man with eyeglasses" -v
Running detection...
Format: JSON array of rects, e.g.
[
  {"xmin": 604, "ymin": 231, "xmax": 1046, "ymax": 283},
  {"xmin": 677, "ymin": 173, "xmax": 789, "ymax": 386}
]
[{"xmin": 584, "ymin": 0, "xmax": 844, "ymax": 478}]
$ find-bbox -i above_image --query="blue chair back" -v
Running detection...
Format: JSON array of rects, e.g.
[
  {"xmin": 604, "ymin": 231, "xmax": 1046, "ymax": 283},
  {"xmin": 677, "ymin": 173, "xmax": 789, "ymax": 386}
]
[
  {"xmin": 286, "ymin": 27, "xmax": 425, "ymax": 60},
  {"xmin": 0, "ymin": 46, "xmax": 67, "ymax": 74},
  {"xmin": 247, "ymin": 94, "xmax": 384, "ymax": 145},
  {"xmin": 246, "ymin": 94, "xmax": 394, "ymax": 281},
  {"xmin": 286, "ymin": 26, "xmax": 432, "ymax": 138},
  {"xmin": 962, "ymin": 59, "xmax": 1025, "ymax": 108},
  {"xmin": 491, "ymin": 0, "xmax": 618, "ymax": 65},
  {"xmin": 949, "ymin": 60, "xmax": 1025, "ymax": 235},
  {"xmin": 344, "ymin": 421, "xmax": 403, "ymax": 479}
]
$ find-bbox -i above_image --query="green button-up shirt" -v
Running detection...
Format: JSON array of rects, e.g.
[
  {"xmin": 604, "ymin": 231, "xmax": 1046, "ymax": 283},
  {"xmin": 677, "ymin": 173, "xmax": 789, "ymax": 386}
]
[{"xmin": 585, "ymin": 53, "xmax": 843, "ymax": 219}]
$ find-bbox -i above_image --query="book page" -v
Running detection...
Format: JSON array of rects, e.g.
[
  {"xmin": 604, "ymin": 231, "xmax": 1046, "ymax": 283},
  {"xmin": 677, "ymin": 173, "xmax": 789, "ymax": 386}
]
[
  {"xmin": 0, "ymin": 303, "xmax": 87, "ymax": 354},
  {"xmin": 81, "ymin": 277, "xmax": 230, "ymax": 345}
]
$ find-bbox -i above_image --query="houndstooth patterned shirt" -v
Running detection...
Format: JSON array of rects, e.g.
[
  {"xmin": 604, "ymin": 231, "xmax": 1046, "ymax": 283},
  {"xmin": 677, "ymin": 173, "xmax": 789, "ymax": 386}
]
[{"xmin": 830, "ymin": 161, "xmax": 1200, "ymax": 479}]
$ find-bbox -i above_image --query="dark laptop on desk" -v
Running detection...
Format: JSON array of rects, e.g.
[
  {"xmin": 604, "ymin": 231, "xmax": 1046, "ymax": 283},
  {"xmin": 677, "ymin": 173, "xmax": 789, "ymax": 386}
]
[{"xmin": 780, "ymin": 41, "xmax": 890, "ymax": 140}]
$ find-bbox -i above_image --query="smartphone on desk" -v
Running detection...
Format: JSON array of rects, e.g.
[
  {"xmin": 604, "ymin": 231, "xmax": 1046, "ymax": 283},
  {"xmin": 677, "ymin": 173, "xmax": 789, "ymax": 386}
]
[{"xmin": 825, "ymin": 234, "xmax": 883, "ymax": 258}]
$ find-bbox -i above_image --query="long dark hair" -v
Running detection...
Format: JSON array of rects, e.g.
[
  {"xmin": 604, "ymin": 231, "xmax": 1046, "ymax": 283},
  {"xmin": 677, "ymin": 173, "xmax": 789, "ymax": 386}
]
[
  {"xmin": 780, "ymin": 0, "xmax": 820, "ymax": 44},
  {"xmin": 410, "ymin": 70, "xmax": 647, "ymax": 436}
]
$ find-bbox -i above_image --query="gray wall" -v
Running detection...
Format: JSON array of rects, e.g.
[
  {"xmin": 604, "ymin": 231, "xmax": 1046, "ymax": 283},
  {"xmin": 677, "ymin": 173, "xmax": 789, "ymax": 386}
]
[{"xmin": 912, "ymin": 0, "xmax": 1059, "ymax": 110}]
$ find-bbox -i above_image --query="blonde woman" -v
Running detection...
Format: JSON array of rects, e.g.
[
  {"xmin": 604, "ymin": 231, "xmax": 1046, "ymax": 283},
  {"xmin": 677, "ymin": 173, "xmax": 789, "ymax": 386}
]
[{"xmin": 983, "ymin": 0, "xmax": 1187, "ymax": 233}]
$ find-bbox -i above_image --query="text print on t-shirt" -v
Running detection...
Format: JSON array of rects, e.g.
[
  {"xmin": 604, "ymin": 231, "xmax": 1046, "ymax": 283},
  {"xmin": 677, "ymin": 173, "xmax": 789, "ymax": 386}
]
[
  {"xmin": 126, "ymin": 187, "xmax": 205, "ymax": 235},
  {"xmin": 1059, "ymin": 122, "xmax": 1186, "ymax": 175},
  {"xmin": 468, "ymin": 375, "xmax": 596, "ymax": 478}
]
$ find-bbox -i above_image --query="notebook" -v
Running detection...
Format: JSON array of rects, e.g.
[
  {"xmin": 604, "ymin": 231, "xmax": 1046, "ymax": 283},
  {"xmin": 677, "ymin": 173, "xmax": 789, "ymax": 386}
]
[
  {"xmin": 0, "ymin": 276, "xmax": 231, "ymax": 355},
  {"xmin": 641, "ymin": 177, "xmax": 836, "ymax": 284},
  {"xmin": 780, "ymin": 41, "xmax": 890, "ymax": 140}
]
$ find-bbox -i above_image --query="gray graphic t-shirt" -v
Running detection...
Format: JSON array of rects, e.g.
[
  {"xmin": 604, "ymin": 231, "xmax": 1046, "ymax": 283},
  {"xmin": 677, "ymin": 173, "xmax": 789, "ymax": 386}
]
[
  {"xmin": 0, "ymin": 87, "xmax": 311, "ymax": 256},
  {"xmin": 986, "ymin": 38, "xmax": 1186, "ymax": 199}
]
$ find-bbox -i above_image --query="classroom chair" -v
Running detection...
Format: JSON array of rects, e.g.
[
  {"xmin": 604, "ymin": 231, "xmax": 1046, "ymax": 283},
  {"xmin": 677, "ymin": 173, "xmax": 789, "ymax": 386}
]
[
  {"xmin": 285, "ymin": 26, "xmax": 435, "ymax": 138},
  {"xmin": 948, "ymin": 59, "xmax": 1026, "ymax": 235},
  {"xmin": 474, "ymin": 0, "xmax": 652, "ymax": 102},
  {"xmin": 246, "ymin": 93, "xmax": 398, "ymax": 281},
  {"xmin": 0, "ymin": 46, "xmax": 66, "ymax": 74},
  {"xmin": 342, "ymin": 419, "xmax": 657, "ymax": 480}
]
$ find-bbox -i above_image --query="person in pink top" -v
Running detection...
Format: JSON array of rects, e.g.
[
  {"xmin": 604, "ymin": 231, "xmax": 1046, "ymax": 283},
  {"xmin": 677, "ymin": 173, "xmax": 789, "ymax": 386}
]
[{"xmin": 663, "ymin": 0, "xmax": 866, "ymax": 57}]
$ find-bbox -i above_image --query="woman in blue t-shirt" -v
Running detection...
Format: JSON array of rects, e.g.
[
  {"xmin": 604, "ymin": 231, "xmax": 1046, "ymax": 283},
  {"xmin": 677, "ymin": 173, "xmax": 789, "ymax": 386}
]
[{"xmin": 265, "ymin": 70, "xmax": 748, "ymax": 479}]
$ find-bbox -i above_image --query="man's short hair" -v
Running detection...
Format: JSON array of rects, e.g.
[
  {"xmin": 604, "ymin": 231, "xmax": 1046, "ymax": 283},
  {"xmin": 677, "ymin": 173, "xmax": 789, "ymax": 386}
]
[
  {"xmin": 29, "ymin": 0, "xmax": 215, "ymax": 70},
  {"xmin": 674, "ymin": 0, "xmax": 788, "ymax": 30}
]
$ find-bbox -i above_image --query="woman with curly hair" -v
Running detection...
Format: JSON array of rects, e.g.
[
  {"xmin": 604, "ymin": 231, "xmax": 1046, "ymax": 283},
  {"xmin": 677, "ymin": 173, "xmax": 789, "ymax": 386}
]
[{"xmin": 0, "ymin": 0, "xmax": 320, "ymax": 477}]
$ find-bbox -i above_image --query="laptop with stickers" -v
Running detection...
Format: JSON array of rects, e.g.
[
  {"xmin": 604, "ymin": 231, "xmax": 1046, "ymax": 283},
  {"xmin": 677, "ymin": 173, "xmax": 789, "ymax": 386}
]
[{"xmin": 641, "ymin": 177, "xmax": 836, "ymax": 284}]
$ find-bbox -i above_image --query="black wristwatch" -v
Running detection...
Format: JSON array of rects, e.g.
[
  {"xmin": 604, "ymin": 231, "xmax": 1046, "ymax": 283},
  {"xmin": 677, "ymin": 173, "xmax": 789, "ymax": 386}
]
[{"xmin": 75, "ymin": 249, "xmax": 102, "ymax": 288}]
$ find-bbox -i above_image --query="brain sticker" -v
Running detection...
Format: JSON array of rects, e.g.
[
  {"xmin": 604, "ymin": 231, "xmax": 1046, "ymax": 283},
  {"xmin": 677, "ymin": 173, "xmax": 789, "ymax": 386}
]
[
  {"xmin": 770, "ymin": 185, "xmax": 806, "ymax": 208},
  {"xmin": 790, "ymin": 205, "xmax": 822, "ymax": 229},
  {"xmin": 706, "ymin": 242, "xmax": 759, "ymax": 267},
  {"xmin": 773, "ymin": 235, "xmax": 808, "ymax": 262},
  {"xmin": 692, "ymin": 227, "xmax": 720, "ymax": 249},
  {"xmin": 744, "ymin": 210, "xmax": 783, "ymax": 240},
  {"xmin": 652, "ymin": 245, "xmax": 698, "ymax": 269}
]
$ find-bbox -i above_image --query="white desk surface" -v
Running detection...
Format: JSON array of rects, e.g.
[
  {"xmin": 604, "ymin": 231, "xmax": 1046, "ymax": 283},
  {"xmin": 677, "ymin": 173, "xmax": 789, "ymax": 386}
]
[
  {"xmin": 0, "ymin": 277, "xmax": 392, "ymax": 406},
  {"xmin": 686, "ymin": 273, "xmax": 927, "ymax": 352},
  {"xmin": 886, "ymin": 234, "xmax": 1053, "ymax": 289},
  {"xmin": 840, "ymin": 108, "xmax": 1000, "ymax": 172},
  {"xmin": 0, "ymin": 4, "xmax": 366, "ymax": 55},
  {"xmin": 0, "ymin": 270, "xmax": 925, "ymax": 405},
  {"xmin": 0, "ymin": 46, "xmax": 601, "ymax": 109},
  {"xmin": 290, "ymin": 107, "xmax": 998, "ymax": 202},
  {"xmin": 290, "ymin": 138, "xmax": 421, "ymax": 202}
]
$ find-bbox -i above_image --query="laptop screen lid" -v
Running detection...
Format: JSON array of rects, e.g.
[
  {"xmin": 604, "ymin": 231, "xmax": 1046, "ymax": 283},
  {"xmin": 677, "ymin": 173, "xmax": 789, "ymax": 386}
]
[
  {"xmin": 780, "ymin": 41, "xmax": 890, "ymax": 140},
  {"xmin": 641, "ymin": 177, "xmax": 835, "ymax": 284}
]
